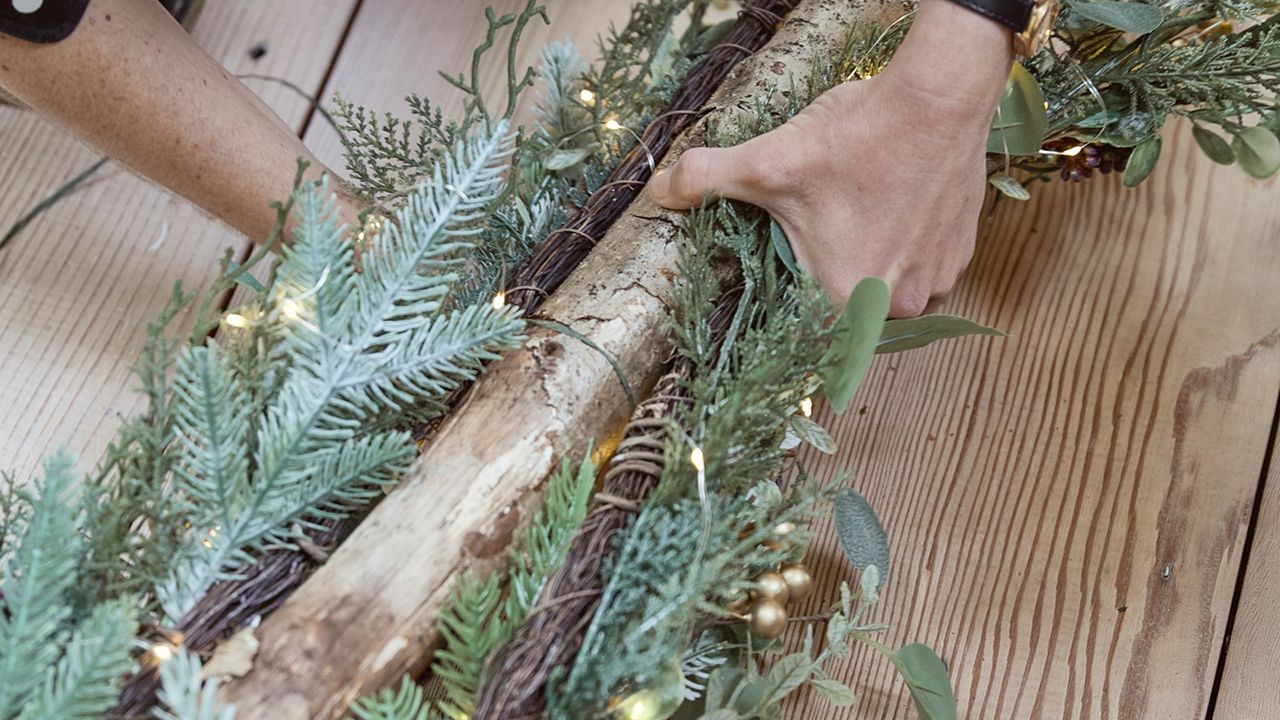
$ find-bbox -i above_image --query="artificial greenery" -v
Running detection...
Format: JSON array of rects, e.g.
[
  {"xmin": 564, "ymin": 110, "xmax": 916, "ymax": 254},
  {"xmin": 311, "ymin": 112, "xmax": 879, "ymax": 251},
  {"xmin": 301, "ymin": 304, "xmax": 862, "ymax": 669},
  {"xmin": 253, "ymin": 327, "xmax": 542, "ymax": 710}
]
[
  {"xmin": 987, "ymin": 0, "xmax": 1280, "ymax": 190},
  {"xmin": 432, "ymin": 454, "xmax": 596, "ymax": 718},
  {"xmin": 8, "ymin": 0, "xmax": 1280, "ymax": 718},
  {"xmin": 0, "ymin": 453, "xmax": 139, "ymax": 720}
]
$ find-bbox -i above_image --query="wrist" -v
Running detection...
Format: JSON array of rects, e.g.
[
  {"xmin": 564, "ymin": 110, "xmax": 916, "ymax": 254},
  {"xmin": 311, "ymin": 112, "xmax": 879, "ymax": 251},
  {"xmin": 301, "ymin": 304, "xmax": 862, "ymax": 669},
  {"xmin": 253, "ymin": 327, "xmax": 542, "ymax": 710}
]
[{"xmin": 883, "ymin": 0, "xmax": 1014, "ymax": 131}]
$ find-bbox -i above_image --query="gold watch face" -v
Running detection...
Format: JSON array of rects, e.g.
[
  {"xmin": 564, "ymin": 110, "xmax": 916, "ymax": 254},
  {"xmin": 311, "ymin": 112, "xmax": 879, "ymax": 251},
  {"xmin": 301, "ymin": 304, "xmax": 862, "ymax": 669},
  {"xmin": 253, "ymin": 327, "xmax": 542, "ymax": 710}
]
[{"xmin": 1014, "ymin": 0, "xmax": 1059, "ymax": 57}]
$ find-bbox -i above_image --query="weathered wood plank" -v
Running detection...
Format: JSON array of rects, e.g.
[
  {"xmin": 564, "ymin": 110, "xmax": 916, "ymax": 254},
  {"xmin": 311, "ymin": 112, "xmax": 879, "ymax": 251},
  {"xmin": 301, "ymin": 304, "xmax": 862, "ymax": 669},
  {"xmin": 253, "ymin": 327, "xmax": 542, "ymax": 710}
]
[
  {"xmin": 0, "ymin": 0, "xmax": 357, "ymax": 484},
  {"xmin": 302, "ymin": 0, "xmax": 636, "ymax": 174},
  {"xmin": 782, "ymin": 121, "xmax": 1280, "ymax": 719},
  {"xmin": 1207, "ymin": 426, "xmax": 1280, "ymax": 718}
]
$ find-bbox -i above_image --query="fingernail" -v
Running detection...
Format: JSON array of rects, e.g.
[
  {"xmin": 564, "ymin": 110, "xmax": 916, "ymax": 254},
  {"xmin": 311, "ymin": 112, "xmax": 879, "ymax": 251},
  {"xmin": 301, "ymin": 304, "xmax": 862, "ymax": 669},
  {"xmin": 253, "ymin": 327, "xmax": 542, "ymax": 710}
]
[{"xmin": 649, "ymin": 168, "xmax": 671, "ymax": 202}]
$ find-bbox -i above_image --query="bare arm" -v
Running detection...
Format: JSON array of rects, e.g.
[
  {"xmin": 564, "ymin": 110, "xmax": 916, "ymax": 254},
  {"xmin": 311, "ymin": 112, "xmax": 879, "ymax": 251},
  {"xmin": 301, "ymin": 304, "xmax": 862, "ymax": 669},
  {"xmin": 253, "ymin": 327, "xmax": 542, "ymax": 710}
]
[{"xmin": 0, "ymin": 0, "xmax": 358, "ymax": 242}]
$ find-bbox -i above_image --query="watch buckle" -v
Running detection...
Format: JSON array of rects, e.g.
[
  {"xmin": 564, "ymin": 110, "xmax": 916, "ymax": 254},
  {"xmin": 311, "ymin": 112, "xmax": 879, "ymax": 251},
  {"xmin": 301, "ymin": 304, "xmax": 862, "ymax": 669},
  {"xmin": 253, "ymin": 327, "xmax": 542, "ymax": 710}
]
[{"xmin": 1013, "ymin": 0, "xmax": 1058, "ymax": 57}]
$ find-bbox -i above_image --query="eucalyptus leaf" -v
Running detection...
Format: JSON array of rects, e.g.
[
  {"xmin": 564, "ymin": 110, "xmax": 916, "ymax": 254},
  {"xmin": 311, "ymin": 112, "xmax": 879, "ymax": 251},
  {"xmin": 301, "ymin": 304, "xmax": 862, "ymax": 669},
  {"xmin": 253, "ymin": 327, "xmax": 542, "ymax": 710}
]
[
  {"xmin": 770, "ymin": 218, "xmax": 799, "ymax": 275},
  {"xmin": 1068, "ymin": 0, "xmax": 1163, "ymax": 34},
  {"xmin": 833, "ymin": 489, "xmax": 889, "ymax": 588},
  {"xmin": 765, "ymin": 653, "xmax": 813, "ymax": 705},
  {"xmin": 1192, "ymin": 126, "xmax": 1235, "ymax": 165},
  {"xmin": 1123, "ymin": 135, "xmax": 1161, "ymax": 187},
  {"xmin": 225, "ymin": 261, "xmax": 266, "ymax": 293},
  {"xmin": 809, "ymin": 678, "xmax": 857, "ymax": 707},
  {"xmin": 789, "ymin": 416, "xmax": 835, "ymax": 454},
  {"xmin": 1232, "ymin": 127, "xmax": 1280, "ymax": 178},
  {"xmin": 988, "ymin": 173, "xmax": 1031, "ymax": 201},
  {"xmin": 820, "ymin": 278, "xmax": 889, "ymax": 414},
  {"xmin": 648, "ymin": 26, "xmax": 682, "ymax": 86},
  {"xmin": 987, "ymin": 63, "xmax": 1048, "ymax": 156},
  {"xmin": 893, "ymin": 644, "xmax": 958, "ymax": 720},
  {"xmin": 877, "ymin": 315, "xmax": 1004, "ymax": 355},
  {"xmin": 545, "ymin": 146, "xmax": 594, "ymax": 171}
]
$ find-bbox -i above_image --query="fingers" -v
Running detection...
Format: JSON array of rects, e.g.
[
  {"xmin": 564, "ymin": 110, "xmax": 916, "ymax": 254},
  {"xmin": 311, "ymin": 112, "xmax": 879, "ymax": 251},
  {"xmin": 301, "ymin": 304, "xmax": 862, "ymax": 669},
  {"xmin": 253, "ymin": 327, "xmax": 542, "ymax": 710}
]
[{"xmin": 649, "ymin": 143, "xmax": 768, "ymax": 210}]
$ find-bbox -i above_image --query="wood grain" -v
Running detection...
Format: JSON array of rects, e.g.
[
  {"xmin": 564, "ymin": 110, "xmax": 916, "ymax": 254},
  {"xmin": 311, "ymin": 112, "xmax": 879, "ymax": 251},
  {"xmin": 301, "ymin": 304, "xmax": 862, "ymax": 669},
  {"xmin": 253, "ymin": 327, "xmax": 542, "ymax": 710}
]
[
  {"xmin": 1207, "ymin": 423, "xmax": 1280, "ymax": 718},
  {"xmin": 0, "ymin": 0, "xmax": 356, "ymax": 485},
  {"xmin": 780, "ymin": 120, "xmax": 1280, "ymax": 719},
  {"xmin": 301, "ymin": 0, "xmax": 636, "ymax": 175}
]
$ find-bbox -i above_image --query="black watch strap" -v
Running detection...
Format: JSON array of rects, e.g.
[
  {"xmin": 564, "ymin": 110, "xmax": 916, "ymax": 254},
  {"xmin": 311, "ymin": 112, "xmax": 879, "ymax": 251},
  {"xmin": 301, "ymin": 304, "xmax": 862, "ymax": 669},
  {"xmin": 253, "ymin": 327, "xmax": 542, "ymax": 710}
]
[
  {"xmin": 1, "ymin": 0, "xmax": 90, "ymax": 44},
  {"xmin": 944, "ymin": 0, "xmax": 1034, "ymax": 32}
]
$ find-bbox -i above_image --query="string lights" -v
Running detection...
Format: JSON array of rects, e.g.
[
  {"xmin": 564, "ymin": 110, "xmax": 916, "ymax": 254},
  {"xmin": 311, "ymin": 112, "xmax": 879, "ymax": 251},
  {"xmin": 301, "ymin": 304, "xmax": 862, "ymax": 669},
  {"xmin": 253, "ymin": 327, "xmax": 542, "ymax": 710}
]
[
  {"xmin": 491, "ymin": 292, "xmax": 507, "ymax": 310},
  {"xmin": 799, "ymin": 396, "xmax": 813, "ymax": 417}
]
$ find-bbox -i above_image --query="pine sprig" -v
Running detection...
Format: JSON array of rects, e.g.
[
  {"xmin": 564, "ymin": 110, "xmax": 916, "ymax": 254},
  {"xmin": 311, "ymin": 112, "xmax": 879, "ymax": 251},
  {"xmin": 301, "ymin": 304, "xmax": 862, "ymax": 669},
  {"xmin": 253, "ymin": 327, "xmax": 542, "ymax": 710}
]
[
  {"xmin": 157, "ymin": 123, "xmax": 527, "ymax": 621},
  {"xmin": 153, "ymin": 650, "xmax": 235, "ymax": 720},
  {"xmin": 0, "ymin": 451, "xmax": 82, "ymax": 717},
  {"xmin": 16, "ymin": 599, "xmax": 138, "ymax": 720},
  {"xmin": 432, "ymin": 454, "xmax": 596, "ymax": 717},
  {"xmin": 349, "ymin": 676, "xmax": 441, "ymax": 720}
]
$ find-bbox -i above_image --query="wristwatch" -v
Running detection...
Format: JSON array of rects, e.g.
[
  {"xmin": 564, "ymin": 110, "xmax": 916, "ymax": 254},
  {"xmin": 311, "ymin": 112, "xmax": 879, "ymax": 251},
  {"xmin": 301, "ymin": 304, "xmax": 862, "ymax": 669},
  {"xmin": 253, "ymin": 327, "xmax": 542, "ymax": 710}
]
[{"xmin": 946, "ymin": 0, "xmax": 1059, "ymax": 56}]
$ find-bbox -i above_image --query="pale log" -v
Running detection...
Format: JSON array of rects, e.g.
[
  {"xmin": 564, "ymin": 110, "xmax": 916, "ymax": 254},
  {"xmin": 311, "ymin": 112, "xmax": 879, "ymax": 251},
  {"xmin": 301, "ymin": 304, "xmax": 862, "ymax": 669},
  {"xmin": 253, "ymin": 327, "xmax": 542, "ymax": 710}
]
[{"xmin": 216, "ymin": 2, "xmax": 897, "ymax": 717}]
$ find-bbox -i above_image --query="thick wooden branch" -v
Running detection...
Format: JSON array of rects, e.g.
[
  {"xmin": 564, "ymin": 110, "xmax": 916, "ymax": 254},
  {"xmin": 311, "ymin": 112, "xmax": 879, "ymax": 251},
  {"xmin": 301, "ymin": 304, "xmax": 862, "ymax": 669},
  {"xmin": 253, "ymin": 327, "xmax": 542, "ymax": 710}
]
[{"xmin": 216, "ymin": 2, "xmax": 896, "ymax": 717}]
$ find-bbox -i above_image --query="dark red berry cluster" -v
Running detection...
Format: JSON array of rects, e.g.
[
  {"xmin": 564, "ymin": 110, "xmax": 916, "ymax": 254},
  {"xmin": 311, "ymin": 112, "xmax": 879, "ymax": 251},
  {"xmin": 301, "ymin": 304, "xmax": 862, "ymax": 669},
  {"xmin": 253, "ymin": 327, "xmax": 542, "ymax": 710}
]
[{"xmin": 1044, "ymin": 140, "xmax": 1134, "ymax": 182}]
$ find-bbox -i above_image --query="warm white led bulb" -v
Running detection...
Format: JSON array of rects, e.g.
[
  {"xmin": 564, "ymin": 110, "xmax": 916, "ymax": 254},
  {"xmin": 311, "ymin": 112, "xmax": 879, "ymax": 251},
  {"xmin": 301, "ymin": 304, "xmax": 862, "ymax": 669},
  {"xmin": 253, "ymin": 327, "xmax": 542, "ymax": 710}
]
[
  {"xmin": 604, "ymin": 118, "xmax": 623, "ymax": 131},
  {"xmin": 491, "ymin": 292, "xmax": 506, "ymax": 310},
  {"xmin": 689, "ymin": 446, "xmax": 705, "ymax": 472},
  {"xmin": 578, "ymin": 88, "xmax": 596, "ymax": 104},
  {"xmin": 150, "ymin": 643, "xmax": 175, "ymax": 663},
  {"xmin": 800, "ymin": 396, "xmax": 813, "ymax": 418}
]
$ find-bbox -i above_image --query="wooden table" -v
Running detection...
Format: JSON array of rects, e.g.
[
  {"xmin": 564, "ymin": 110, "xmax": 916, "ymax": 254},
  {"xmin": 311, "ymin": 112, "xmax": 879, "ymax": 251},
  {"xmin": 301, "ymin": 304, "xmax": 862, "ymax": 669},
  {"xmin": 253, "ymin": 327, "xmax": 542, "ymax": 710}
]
[{"xmin": 1, "ymin": 2, "xmax": 1277, "ymax": 718}]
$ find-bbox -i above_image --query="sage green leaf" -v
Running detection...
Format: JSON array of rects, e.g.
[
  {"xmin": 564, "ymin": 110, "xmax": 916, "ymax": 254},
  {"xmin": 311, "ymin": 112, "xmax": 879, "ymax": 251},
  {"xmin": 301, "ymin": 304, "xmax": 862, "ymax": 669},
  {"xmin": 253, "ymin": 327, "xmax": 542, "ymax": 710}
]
[
  {"xmin": 820, "ymin": 278, "xmax": 890, "ymax": 414},
  {"xmin": 765, "ymin": 653, "xmax": 814, "ymax": 705},
  {"xmin": 1192, "ymin": 126, "xmax": 1235, "ymax": 165},
  {"xmin": 987, "ymin": 63, "xmax": 1047, "ymax": 156},
  {"xmin": 1123, "ymin": 135, "xmax": 1161, "ymax": 187},
  {"xmin": 1232, "ymin": 127, "xmax": 1280, "ymax": 179},
  {"xmin": 988, "ymin": 173, "xmax": 1031, "ymax": 201},
  {"xmin": 877, "ymin": 315, "xmax": 1003, "ymax": 355},
  {"xmin": 833, "ymin": 489, "xmax": 889, "ymax": 588},
  {"xmin": 648, "ymin": 27, "xmax": 681, "ymax": 86},
  {"xmin": 545, "ymin": 146, "xmax": 594, "ymax": 171},
  {"xmin": 703, "ymin": 667, "xmax": 744, "ymax": 712},
  {"xmin": 1068, "ymin": 1, "xmax": 1163, "ymax": 34},
  {"xmin": 770, "ymin": 218, "xmax": 799, "ymax": 275},
  {"xmin": 809, "ymin": 678, "xmax": 857, "ymax": 707},
  {"xmin": 225, "ymin": 261, "xmax": 266, "ymax": 293},
  {"xmin": 789, "ymin": 415, "xmax": 835, "ymax": 454},
  {"xmin": 893, "ymin": 644, "xmax": 958, "ymax": 720}
]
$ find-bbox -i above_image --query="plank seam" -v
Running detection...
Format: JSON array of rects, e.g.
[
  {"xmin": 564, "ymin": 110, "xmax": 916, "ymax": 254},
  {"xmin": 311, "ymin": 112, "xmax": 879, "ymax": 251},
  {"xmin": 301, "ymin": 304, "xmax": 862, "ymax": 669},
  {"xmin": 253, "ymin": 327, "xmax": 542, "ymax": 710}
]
[{"xmin": 1205, "ymin": 384, "xmax": 1280, "ymax": 718}]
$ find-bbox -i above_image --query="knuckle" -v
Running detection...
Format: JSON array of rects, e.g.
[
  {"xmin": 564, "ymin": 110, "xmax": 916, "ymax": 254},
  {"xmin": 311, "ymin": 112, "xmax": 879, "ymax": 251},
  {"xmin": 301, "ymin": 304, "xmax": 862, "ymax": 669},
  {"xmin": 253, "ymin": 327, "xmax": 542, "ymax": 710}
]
[
  {"xmin": 672, "ymin": 148, "xmax": 713, "ymax": 200},
  {"xmin": 891, "ymin": 288, "xmax": 929, "ymax": 318}
]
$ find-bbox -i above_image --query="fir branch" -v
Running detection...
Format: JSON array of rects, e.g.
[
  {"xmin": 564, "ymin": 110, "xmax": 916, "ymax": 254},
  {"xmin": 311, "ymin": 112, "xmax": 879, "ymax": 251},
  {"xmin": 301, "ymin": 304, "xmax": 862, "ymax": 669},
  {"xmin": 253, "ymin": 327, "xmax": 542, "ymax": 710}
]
[
  {"xmin": 349, "ymin": 676, "xmax": 441, "ymax": 720},
  {"xmin": 16, "ymin": 599, "xmax": 138, "ymax": 720},
  {"xmin": 0, "ymin": 451, "xmax": 82, "ymax": 717},
  {"xmin": 77, "ymin": 284, "xmax": 194, "ymax": 607},
  {"xmin": 433, "ymin": 454, "xmax": 596, "ymax": 717},
  {"xmin": 153, "ymin": 650, "xmax": 235, "ymax": 720}
]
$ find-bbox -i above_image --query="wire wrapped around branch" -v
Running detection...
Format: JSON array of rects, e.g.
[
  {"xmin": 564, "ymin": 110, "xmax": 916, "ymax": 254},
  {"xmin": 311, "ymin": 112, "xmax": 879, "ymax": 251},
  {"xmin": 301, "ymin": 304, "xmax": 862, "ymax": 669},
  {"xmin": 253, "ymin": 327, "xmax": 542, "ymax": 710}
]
[{"xmin": 472, "ymin": 291, "xmax": 741, "ymax": 719}]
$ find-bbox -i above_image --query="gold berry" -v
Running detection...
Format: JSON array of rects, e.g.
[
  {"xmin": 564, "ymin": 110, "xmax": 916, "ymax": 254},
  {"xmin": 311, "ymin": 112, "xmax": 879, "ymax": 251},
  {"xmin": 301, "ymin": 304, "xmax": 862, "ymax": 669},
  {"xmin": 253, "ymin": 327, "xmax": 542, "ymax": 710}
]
[
  {"xmin": 752, "ymin": 570, "xmax": 790, "ymax": 605},
  {"xmin": 779, "ymin": 562, "xmax": 813, "ymax": 602},
  {"xmin": 747, "ymin": 597, "xmax": 788, "ymax": 639}
]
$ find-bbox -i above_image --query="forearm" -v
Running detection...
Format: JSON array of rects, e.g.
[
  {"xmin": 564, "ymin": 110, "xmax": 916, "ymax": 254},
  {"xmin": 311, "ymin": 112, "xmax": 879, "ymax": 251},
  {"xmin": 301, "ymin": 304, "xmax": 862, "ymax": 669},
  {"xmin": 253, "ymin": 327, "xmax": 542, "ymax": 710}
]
[
  {"xmin": 0, "ymin": 0, "xmax": 355, "ymax": 242},
  {"xmin": 886, "ymin": 0, "xmax": 1015, "ymax": 131}
]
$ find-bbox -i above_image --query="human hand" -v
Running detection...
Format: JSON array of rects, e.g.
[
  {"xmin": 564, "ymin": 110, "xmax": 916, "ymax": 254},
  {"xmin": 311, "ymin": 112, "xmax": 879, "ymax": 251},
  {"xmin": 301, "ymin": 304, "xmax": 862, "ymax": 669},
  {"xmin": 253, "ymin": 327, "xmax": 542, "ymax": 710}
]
[{"xmin": 649, "ymin": 0, "xmax": 1013, "ymax": 317}]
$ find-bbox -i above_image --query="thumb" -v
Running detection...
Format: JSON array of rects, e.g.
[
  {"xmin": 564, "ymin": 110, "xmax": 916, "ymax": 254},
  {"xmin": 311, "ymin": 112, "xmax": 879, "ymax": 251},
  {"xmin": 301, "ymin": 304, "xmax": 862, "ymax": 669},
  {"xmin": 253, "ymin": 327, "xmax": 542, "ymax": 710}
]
[{"xmin": 649, "ymin": 143, "xmax": 766, "ymax": 210}]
